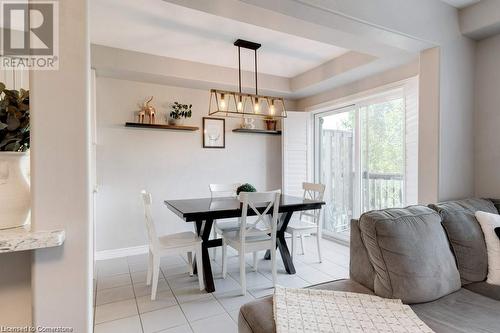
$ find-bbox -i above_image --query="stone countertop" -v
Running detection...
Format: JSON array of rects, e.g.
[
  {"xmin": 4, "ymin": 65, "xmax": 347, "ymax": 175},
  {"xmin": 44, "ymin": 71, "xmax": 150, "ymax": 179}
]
[{"xmin": 0, "ymin": 226, "xmax": 65, "ymax": 253}]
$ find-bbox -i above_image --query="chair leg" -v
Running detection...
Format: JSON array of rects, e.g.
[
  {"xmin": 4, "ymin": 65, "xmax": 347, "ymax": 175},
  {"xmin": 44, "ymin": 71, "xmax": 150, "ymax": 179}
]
[
  {"xmin": 151, "ymin": 257, "xmax": 160, "ymax": 300},
  {"xmin": 187, "ymin": 251, "xmax": 193, "ymax": 276},
  {"xmin": 300, "ymin": 234, "xmax": 306, "ymax": 255},
  {"xmin": 240, "ymin": 251, "xmax": 246, "ymax": 296},
  {"xmin": 212, "ymin": 228, "xmax": 217, "ymax": 261},
  {"xmin": 146, "ymin": 250, "xmax": 153, "ymax": 286},
  {"xmin": 271, "ymin": 246, "xmax": 277, "ymax": 287},
  {"xmin": 195, "ymin": 244, "xmax": 205, "ymax": 291},
  {"xmin": 253, "ymin": 252, "xmax": 258, "ymax": 272},
  {"xmin": 316, "ymin": 232, "xmax": 322, "ymax": 263},
  {"xmin": 222, "ymin": 238, "xmax": 228, "ymax": 279}
]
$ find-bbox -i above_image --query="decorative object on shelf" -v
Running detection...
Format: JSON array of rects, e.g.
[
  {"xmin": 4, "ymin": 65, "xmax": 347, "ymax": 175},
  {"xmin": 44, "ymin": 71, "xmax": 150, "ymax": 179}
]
[
  {"xmin": 0, "ymin": 83, "xmax": 30, "ymax": 230},
  {"xmin": 169, "ymin": 102, "xmax": 192, "ymax": 126},
  {"xmin": 208, "ymin": 39, "xmax": 287, "ymax": 119},
  {"xmin": 139, "ymin": 96, "xmax": 157, "ymax": 124},
  {"xmin": 203, "ymin": 117, "xmax": 225, "ymax": 148},
  {"xmin": 233, "ymin": 128, "xmax": 281, "ymax": 135},
  {"xmin": 236, "ymin": 183, "xmax": 257, "ymax": 195},
  {"xmin": 264, "ymin": 116, "xmax": 277, "ymax": 131},
  {"xmin": 242, "ymin": 117, "xmax": 255, "ymax": 129},
  {"xmin": 125, "ymin": 122, "xmax": 199, "ymax": 131}
]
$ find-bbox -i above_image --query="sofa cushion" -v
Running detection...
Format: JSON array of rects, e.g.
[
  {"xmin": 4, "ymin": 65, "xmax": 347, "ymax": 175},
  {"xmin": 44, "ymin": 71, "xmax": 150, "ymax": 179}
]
[
  {"xmin": 464, "ymin": 281, "xmax": 500, "ymax": 301},
  {"xmin": 359, "ymin": 206, "xmax": 460, "ymax": 303},
  {"xmin": 411, "ymin": 288, "xmax": 500, "ymax": 333},
  {"xmin": 429, "ymin": 198, "xmax": 497, "ymax": 284}
]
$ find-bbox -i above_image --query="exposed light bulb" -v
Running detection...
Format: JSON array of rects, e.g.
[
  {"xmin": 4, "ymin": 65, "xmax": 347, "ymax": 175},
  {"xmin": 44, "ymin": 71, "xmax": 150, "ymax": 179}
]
[
  {"xmin": 237, "ymin": 96, "xmax": 243, "ymax": 111},
  {"xmin": 269, "ymin": 101, "xmax": 275, "ymax": 115},
  {"xmin": 219, "ymin": 93, "xmax": 226, "ymax": 110},
  {"xmin": 254, "ymin": 98, "xmax": 260, "ymax": 113}
]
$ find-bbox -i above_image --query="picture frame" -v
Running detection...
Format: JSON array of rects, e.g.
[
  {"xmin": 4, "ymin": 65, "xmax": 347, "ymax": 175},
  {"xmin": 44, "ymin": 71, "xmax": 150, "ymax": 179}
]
[{"xmin": 203, "ymin": 117, "xmax": 225, "ymax": 148}]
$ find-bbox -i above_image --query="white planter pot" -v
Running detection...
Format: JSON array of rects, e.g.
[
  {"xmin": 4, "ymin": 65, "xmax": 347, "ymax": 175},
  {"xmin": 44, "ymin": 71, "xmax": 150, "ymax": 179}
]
[{"xmin": 0, "ymin": 152, "xmax": 30, "ymax": 229}]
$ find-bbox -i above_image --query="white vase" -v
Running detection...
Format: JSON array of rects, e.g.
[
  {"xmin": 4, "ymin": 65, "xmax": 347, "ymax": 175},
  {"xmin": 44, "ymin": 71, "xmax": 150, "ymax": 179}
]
[{"xmin": 0, "ymin": 152, "xmax": 30, "ymax": 229}]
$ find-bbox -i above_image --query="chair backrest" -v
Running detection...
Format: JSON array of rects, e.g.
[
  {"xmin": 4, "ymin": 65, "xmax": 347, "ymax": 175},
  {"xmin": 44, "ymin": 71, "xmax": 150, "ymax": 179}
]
[
  {"xmin": 141, "ymin": 190, "xmax": 159, "ymax": 249},
  {"xmin": 300, "ymin": 182, "xmax": 326, "ymax": 224},
  {"xmin": 238, "ymin": 191, "xmax": 281, "ymax": 243},
  {"xmin": 209, "ymin": 183, "xmax": 241, "ymax": 198}
]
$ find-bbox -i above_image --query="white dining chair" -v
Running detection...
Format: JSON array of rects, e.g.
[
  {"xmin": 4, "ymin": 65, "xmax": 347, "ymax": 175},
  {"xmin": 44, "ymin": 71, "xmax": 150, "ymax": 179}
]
[
  {"xmin": 141, "ymin": 190, "xmax": 204, "ymax": 300},
  {"xmin": 285, "ymin": 182, "xmax": 326, "ymax": 263},
  {"xmin": 209, "ymin": 183, "xmax": 241, "ymax": 260},
  {"xmin": 221, "ymin": 191, "xmax": 281, "ymax": 296}
]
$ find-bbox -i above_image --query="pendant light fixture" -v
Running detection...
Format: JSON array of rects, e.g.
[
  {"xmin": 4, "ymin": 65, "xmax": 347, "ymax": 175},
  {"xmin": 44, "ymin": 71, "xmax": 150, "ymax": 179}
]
[{"xmin": 208, "ymin": 39, "xmax": 287, "ymax": 119}]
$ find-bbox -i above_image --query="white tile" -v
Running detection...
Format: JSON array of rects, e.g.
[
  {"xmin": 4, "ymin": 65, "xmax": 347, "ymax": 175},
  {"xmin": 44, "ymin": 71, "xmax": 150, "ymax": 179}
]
[
  {"xmin": 160, "ymin": 255, "xmax": 187, "ymax": 267},
  {"xmin": 247, "ymin": 284, "xmax": 275, "ymax": 299},
  {"xmin": 94, "ymin": 315, "xmax": 142, "ymax": 333},
  {"xmin": 127, "ymin": 253, "xmax": 149, "ymax": 265},
  {"xmin": 190, "ymin": 313, "xmax": 237, "ymax": 333},
  {"xmin": 295, "ymin": 265, "xmax": 334, "ymax": 285},
  {"xmin": 214, "ymin": 290, "xmax": 255, "ymax": 311},
  {"xmin": 140, "ymin": 306, "xmax": 187, "ymax": 333},
  {"xmin": 131, "ymin": 270, "xmax": 165, "ymax": 284},
  {"xmin": 97, "ymin": 258, "xmax": 130, "ymax": 277},
  {"xmin": 134, "ymin": 279, "xmax": 171, "ymax": 297},
  {"xmin": 212, "ymin": 275, "xmax": 242, "ymax": 296},
  {"xmin": 227, "ymin": 309, "xmax": 240, "ymax": 324},
  {"xmin": 98, "ymin": 273, "xmax": 132, "ymax": 290},
  {"xmin": 129, "ymin": 260, "xmax": 150, "ymax": 273},
  {"xmin": 96, "ymin": 285, "xmax": 135, "ymax": 306},
  {"xmin": 156, "ymin": 325, "xmax": 193, "ymax": 333},
  {"xmin": 95, "ymin": 299, "xmax": 138, "ymax": 324},
  {"xmin": 228, "ymin": 270, "xmax": 270, "ymax": 288},
  {"xmin": 167, "ymin": 275, "xmax": 202, "ymax": 293},
  {"xmin": 136, "ymin": 290, "xmax": 177, "ymax": 314},
  {"xmin": 179, "ymin": 295, "xmax": 225, "ymax": 322},
  {"xmin": 161, "ymin": 264, "xmax": 190, "ymax": 278},
  {"xmin": 172, "ymin": 286, "xmax": 212, "ymax": 304}
]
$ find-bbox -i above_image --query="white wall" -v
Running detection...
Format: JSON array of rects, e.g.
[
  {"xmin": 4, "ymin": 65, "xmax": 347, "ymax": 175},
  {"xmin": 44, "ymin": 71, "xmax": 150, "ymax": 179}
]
[
  {"xmin": 30, "ymin": 0, "xmax": 92, "ymax": 330},
  {"xmin": 95, "ymin": 78, "xmax": 282, "ymax": 252},
  {"xmin": 474, "ymin": 33, "xmax": 500, "ymax": 198}
]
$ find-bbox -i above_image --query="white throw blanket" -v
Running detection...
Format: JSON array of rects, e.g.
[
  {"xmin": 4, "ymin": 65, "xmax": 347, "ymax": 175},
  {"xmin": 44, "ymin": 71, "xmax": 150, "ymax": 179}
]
[{"xmin": 273, "ymin": 286, "xmax": 435, "ymax": 333}]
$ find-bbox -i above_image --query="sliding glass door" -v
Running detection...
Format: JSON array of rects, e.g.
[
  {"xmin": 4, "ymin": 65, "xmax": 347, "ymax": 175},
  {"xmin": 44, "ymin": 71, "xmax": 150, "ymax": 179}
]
[{"xmin": 315, "ymin": 91, "xmax": 406, "ymax": 241}]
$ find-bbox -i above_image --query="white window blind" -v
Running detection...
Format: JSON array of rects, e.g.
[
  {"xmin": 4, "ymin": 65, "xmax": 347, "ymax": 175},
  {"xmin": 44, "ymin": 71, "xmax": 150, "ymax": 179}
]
[{"xmin": 282, "ymin": 111, "xmax": 311, "ymax": 197}]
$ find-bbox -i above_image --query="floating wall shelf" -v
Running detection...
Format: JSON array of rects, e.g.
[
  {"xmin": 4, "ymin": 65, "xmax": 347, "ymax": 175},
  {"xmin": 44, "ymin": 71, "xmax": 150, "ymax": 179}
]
[
  {"xmin": 0, "ymin": 227, "xmax": 65, "ymax": 253},
  {"xmin": 125, "ymin": 122, "xmax": 199, "ymax": 131},
  {"xmin": 232, "ymin": 128, "xmax": 282, "ymax": 135}
]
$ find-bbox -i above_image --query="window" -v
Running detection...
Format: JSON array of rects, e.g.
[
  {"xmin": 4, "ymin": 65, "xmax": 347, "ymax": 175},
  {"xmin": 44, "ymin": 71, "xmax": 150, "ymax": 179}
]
[{"xmin": 313, "ymin": 79, "xmax": 418, "ymax": 241}]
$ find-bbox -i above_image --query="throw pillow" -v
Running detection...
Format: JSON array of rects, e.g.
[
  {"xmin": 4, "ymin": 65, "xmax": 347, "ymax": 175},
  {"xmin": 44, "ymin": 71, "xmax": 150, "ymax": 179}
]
[{"xmin": 475, "ymin": 211, "xmax": 500, "ymax": 285}]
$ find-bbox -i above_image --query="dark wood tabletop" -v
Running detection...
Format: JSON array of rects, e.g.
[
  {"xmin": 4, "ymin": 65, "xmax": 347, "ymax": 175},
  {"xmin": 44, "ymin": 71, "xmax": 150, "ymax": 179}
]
[
  {"xmin": 164, "ymin": 195, "xmax": 325, "ymax": 292},
  {"xmin": 165, "ymin": 195, "xmax": 324, "ymax": 222}
]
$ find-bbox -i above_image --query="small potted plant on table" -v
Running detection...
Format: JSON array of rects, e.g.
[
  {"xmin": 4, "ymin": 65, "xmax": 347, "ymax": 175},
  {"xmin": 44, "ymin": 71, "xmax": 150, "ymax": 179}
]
[{"xmin": 168, "ymin": 102, "xmax": 192, "ymax": 126}]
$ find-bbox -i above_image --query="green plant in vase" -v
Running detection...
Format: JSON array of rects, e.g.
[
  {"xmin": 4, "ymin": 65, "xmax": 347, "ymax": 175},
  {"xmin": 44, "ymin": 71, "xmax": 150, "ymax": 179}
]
[
  {"xmin": 237, "ymin": 183, "xmax": 257, "ymax": 195},
  {"xmin": 169, "ymin": 102, "xmax": 192, "ymax": 126},
  {"xmin": 0, "ymin": 83, "xmax": 30, "ymax": 152}
]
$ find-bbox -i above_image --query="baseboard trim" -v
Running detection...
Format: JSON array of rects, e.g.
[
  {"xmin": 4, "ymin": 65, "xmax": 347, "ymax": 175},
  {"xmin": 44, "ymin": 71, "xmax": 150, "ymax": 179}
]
[{"xmin": 95, "ymin": 245, "xmax": 149, "ymax": 261}]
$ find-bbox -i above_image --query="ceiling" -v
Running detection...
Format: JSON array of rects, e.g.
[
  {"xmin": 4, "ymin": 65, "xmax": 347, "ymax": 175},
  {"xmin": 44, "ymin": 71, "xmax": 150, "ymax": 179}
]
[
  {"xmin": 439, "ymin": 0, "xmax": 480, "ymax": 8},
  {"xmin": 90, "ymin": 0, "xmax": 348, "ymax": 78}
]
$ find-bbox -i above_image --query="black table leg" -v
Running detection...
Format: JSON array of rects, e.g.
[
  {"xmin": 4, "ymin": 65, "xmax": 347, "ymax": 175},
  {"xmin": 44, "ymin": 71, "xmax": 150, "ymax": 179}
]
[
  {"xmin": 193, "ymin": 219, "xmax": 216, "ymax": 293},
  {"xmin": 264, "ymin": 211, "xmax": 296, "ymax": 274}
]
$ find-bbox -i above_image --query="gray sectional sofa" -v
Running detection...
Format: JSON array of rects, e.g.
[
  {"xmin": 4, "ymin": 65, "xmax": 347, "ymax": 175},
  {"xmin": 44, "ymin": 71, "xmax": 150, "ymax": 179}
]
[{"xmin": 238, "ymin": 198, "xmax": 500, "ymax": 333}]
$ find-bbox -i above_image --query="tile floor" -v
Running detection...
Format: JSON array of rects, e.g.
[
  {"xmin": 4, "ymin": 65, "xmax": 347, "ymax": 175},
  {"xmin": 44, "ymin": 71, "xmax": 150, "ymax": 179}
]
[{"xmin": 94, "ymin": 236, "xmax": 349, "ymax": 333}]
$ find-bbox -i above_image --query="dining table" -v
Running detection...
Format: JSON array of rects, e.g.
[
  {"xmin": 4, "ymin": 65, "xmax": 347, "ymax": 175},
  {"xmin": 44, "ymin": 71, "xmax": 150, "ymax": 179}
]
[{"xmin": 164, "ymin": 194, "xmax": 325, "ymax": 293}]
